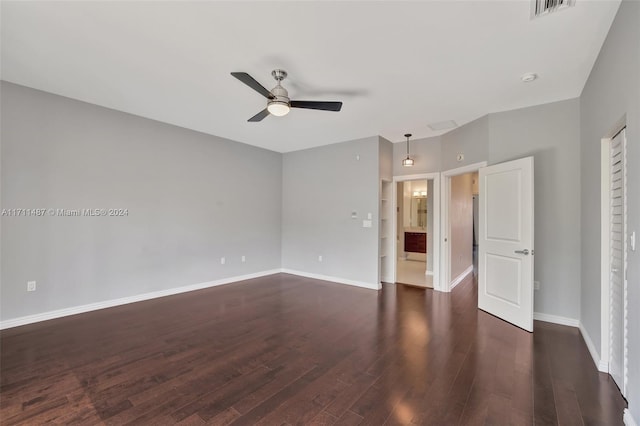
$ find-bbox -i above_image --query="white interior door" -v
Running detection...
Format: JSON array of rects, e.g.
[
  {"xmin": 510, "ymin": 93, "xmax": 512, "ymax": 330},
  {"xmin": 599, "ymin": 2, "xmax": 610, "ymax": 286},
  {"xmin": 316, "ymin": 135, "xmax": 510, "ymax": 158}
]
[
  {"xmin": 478, "ymin": 157, "xmax": 534, "ymax": 332},
  {"xmin": 609, "ymin": 128, "xmax": 627, "ymax": 394}
]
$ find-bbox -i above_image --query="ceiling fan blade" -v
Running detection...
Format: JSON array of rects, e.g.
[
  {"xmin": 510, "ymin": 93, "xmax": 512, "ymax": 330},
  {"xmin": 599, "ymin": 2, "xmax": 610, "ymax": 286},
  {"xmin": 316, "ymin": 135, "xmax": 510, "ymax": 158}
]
[
  {"xmin": 248, "ymin": 108, "xmax": 270, "ymax": 122},
  {"xmin": 290, "ymin": 100, "xmax": 342, "ymax": 112},
  {"xmin": 231, "ymin": 72, "xmax": 274, "ymax": 99}
]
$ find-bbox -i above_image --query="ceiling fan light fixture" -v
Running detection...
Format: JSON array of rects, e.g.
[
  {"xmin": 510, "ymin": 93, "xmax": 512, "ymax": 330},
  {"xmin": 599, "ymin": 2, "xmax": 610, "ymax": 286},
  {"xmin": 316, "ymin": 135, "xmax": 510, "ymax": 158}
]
[
  {"xmin": 231, "ymin": 70, "xmax": 343, "ymax": 122},
  {"xmin": 402, "ymin": 133, "xmax": 414, "ymax": 167},
  {"xmin": 267, "ymin": 101, "xmax": 290, "ymax": 117}
]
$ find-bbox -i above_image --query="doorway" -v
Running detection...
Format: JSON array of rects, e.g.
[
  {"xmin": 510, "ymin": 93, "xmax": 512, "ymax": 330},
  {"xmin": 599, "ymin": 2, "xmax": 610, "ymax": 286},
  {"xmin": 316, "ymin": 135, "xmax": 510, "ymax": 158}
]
[
  {"xmin": 396, "ymin": 179, "xmax": 431, "ymax": 287},
  {"xmin": 392, "ymin": 174, "xmax": 440, "ymax": 289},
  {"xmin": 441, "ymin": 162, "xmax": 487, "ymax": 291}
]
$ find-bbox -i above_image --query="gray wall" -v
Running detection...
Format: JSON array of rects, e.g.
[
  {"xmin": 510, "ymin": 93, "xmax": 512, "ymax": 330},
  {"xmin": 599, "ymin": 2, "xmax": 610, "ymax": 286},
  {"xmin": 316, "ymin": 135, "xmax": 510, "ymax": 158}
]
[
  {"xmin": 379, "ymin": 136, "xmax": 393, "ymax": 182},
  {"xmin": 489, "ymin": 98, "xmax": 582, "ymax": 320},
  {"xmin": 1, "ymin": 82, "xmax": 283, "ymax": 321},
  {"xmin": 441, "ymin": 115, "xmax": 490, "ymax": 171},
  {"xmin": 281, "ymin": 136, "xmax": 380, "ymax": 286},
  {"xmin": 393, "ymin": 136, "xmax": 441, "ymax": 176},
  {"xmin": 580, "ymin": 0, "xmax": 640, "ymax": 420}
]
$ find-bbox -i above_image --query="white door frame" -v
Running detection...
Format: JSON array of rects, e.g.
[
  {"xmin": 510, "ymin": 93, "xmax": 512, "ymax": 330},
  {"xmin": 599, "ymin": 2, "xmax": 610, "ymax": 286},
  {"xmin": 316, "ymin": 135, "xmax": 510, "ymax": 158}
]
[
  {"xmin": 441, "ymin": 162, "xmax": 487, "ymax": 292},
  {"xmin": 392, "ymin": 173, "xmax": 441, "ymax": 290},
  {"xmin": 600, "ymin": 128, "xmax": 629, "ymax": 392},
  {"xmin": 600, "ymin": 137, "xmax": 611, "ymax": 373}
]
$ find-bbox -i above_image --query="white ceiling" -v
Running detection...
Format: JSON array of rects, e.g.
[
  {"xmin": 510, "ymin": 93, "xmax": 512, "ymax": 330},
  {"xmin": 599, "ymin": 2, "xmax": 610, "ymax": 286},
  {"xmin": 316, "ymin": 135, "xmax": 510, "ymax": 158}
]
[{"xmin": 1, "ymin": 1, "xmax": 620, "ymax": 153}]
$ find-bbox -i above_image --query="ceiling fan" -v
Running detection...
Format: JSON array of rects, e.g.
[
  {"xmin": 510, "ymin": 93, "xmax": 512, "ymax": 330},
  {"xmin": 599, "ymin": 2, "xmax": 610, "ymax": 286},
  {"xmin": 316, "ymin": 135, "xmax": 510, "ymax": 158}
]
[{"xmin": 231, "ymin": 70, "xmax": 343, "ymax": 122}]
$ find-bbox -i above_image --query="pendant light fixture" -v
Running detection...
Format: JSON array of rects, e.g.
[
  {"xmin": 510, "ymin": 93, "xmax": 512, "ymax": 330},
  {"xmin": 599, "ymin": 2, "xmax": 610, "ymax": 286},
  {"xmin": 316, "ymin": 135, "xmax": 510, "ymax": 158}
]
[{"xmin": 402, "ymin": 133, "xmax": 414, "ymax": 167}]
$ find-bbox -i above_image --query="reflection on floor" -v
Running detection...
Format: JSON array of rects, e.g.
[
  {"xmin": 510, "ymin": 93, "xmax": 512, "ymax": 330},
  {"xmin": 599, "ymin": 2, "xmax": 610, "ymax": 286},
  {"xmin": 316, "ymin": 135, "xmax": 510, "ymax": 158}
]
[{"xmin": 396, "ymin": 258, "xmax": 433, "ymax": 288}]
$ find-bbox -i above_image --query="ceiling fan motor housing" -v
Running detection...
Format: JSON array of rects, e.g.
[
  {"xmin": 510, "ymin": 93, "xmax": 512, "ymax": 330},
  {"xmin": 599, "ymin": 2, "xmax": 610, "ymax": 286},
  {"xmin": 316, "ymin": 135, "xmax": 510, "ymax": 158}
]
[
  {"xmin": 269, "ymin": 70, "xmax": 290, "ymax": 108},
  {"xmin": 270, "ymin": 84, "xmax": 290, "ymax": 104},
  {"xmin": 267, "ymin": 71, "xmax": 290, "ymax": 116}
]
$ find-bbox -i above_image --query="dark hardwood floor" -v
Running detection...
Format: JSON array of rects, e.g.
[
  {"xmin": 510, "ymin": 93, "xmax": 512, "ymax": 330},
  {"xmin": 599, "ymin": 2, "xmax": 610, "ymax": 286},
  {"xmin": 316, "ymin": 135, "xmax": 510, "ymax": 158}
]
[{"xmin": 0, "ymin": 273, "xmax": 626, "ymax": 425}]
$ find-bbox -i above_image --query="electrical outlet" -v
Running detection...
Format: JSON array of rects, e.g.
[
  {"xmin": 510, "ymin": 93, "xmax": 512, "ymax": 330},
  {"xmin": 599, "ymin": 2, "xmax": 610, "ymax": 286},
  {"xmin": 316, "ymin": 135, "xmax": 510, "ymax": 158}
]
[
  {"xmin": 241, "ymin": 255, "xmax": 246, "ymax": 263},
  {"xmin": 318, "ymin": 255, "xmax": 323, "ymax": 262},
  {"xmin": 27, "ymin": 281, "xmax": 36, "ymax": 292},
  {"xmin": 220, "ymin": 257, "xmax": 226, "ymax": 265},
  {"xmin": 534, "ymin": 281, "xmax": 540, "ymax": 290}
]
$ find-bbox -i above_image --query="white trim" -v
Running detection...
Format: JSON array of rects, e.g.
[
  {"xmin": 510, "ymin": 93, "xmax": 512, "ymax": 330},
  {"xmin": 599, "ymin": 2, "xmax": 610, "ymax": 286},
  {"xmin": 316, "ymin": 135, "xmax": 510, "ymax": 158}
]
[
  {"xmin": 441, "ymin": 162, "xmax": 488, "ymax": 177},
  {"xmin": 393, "ymin": 172, "xmax": 436, "ymax": 181},
  {"xmin": 533, "ymin": 312, "xmax": 579, "ymax": 327},
  {"xmin": 392, "ymin": 173, "xmax": 441, "ymax": 291},
  {"xmin": 449, "ymin": 264, "xmax": 473, "ymax": 291},
  {"xmin": 0, "ymin": 269, "xmax": 282, "ymax": 330},
  {"xmin": 280, "ymin": 269, "xmax": 380, "ymax": 291},
  {"xmin": 601, "ymin": 137, "xmax": 611, "ymax": 375},
  {"xmin": 426, "ymin": 270, "xmax": 434, "ymax": 276},
  {"xmin": 441, "ymin": 161, "xmax": 487, "ymax": 293},
  {"xmin": 624, "ymin": 409, "xmax": 638, "ymax": 426},
  {"xmin": 580, "ymin": 321, "xmax": 609, "ymax": 372}
]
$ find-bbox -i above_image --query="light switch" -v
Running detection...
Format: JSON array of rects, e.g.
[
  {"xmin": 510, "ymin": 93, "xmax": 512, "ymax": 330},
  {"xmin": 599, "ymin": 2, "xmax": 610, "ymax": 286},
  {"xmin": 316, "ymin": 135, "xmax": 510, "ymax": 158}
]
[
  {"xmin": 367, "ymin": 213, "xmax": 373, "ymax": 220},
  {"xmin": 362, "ymin": 220, "xmax": 372, "ymax": 228}
]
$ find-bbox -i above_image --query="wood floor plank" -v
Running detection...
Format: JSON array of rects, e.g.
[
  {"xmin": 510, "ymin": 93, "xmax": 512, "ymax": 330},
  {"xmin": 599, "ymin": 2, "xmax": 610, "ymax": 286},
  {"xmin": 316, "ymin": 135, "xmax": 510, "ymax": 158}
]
[
  {"xmin": 308, "ymin": 409, "xmax": 339, "ymax": 425},
  {"xmin": 0, "ymin": 273, "xmax": 626, "ymax": 425},
  {"xmin": 323, "ymin": 373, "xmax": 377, "ymax": 418},
  {"xmin": 228, "ymin": 365, "xmax": 328, "ymax": 425},
  {"xmin": 533, "ymin": 326, "xmax": 560, "ymax": 425},
  {"xmin": 552, "ymin": 378, "xmax": 585, "ymax": 426},
  {"xmin": 204, "ymin": 406, "xmax": 242, "ymax": 425},
  {"xmin": 336, "ymin": 409, "xmax": 364, "ymax": 426}
]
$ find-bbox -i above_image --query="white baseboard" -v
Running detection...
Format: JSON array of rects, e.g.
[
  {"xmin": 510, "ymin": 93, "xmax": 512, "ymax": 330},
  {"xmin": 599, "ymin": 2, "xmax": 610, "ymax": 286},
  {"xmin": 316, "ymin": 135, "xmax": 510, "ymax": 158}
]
[
  {"xmin": 625, "ymin": 408, "xmax": 638, "ymax": 426},
  {"xmin": 579, "ymin": 321, "xmax": 609, "ymax": 372},
  {"xmin": 449, "ymin": 265, "xmax": 473, "ymax": 291},
  {"xmin": 0, "ymin": 269, "xmax": 281, "ymax": 330},
  {"xmin": 533, "ymin": 312, "xmax": 580, "ymax": 327},
  {"xmin": 280, "ymin": 268, "xmax": 380, "ymax": 291}
]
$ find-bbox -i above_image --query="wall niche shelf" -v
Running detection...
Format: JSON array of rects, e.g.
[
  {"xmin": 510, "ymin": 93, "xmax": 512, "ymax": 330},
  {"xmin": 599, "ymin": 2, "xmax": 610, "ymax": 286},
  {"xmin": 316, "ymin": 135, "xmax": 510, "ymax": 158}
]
[{"xmin": 379, "ymin": 180, "xmax": 393, "ymax": 283}]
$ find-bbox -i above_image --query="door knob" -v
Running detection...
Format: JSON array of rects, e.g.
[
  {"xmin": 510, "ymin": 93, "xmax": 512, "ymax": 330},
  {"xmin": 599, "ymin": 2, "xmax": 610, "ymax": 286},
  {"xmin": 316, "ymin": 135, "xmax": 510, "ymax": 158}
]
[{"xmin": 514, "ymin": 249, "xmax": 529, "ymax": 255}]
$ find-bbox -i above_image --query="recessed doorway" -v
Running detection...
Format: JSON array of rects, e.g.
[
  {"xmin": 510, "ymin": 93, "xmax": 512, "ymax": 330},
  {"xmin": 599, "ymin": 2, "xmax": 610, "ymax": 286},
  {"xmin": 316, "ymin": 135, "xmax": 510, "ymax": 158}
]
[
  {"xmin": 441, "ymin": 162, "xmax": 487, "ymax": 292},
  {"xmin": 391, "ymin": 173, "xmax": 440, "ymax": 289}
]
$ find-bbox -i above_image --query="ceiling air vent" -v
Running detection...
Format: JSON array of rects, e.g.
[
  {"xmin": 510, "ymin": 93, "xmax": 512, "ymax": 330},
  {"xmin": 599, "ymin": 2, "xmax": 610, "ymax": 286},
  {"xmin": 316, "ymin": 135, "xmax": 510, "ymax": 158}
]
[{"xmin": 531, "ymin": 0, "xmax": 575, "ymax": 18}]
